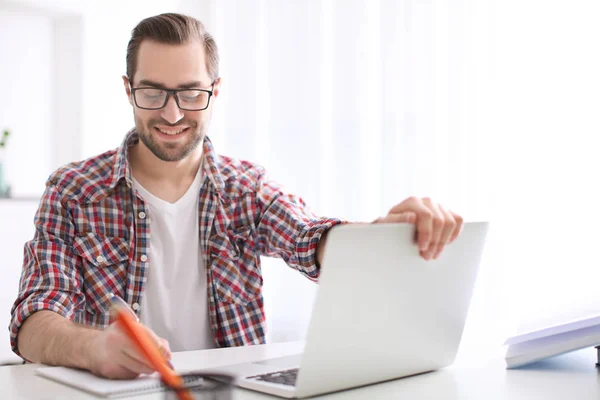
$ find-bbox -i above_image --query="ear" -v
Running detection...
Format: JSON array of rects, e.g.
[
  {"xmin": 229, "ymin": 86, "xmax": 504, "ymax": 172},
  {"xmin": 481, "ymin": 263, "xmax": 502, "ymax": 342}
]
[
  {"xmin": 122, "ymin": 75, "xmax": 134, "ymax": 106},
  {"xmin": 212, "ymin": 77, "xmax": 222, "ymax": 98}
]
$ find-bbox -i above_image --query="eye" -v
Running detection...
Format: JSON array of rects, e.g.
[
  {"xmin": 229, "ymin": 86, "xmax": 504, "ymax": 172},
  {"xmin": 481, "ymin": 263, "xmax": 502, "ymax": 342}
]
[
  {"xmin": 141, "ymin": 89, "xmax": 164, "ymax": 98},
  {"xmin": 181, "ymin": 94, "xmax": 200, "ymax": 101},
  {"xmin": 179, "ymin": 90, "xmax": 205, "ymax": 102}
]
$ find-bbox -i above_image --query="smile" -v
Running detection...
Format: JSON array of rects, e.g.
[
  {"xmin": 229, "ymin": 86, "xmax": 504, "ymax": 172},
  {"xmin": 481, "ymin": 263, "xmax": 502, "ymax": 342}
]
[{"xmin": 155, "ymin": 127, "xmax": 188, "ymax": 136}]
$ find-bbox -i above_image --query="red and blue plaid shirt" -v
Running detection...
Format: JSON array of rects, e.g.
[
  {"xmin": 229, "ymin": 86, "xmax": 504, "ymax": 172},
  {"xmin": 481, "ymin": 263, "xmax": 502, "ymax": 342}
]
[{"xmin": 10, "ymin": 130, "xmax": 343, "ymax": 357}]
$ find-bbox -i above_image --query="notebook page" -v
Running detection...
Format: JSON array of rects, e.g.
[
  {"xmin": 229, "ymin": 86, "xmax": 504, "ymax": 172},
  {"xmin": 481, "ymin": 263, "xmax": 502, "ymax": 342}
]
[{"xmin": 36, "ymin": 367, "xmax": 164, "ymax": 398}]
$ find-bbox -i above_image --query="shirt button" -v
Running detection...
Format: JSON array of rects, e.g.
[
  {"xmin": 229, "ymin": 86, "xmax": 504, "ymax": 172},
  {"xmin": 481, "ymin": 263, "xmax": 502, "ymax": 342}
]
[
  {"xmin": 138, "ymin": 211, "xmax": 146, "ymax": 219},
  {"xmin": 96, "ymin": 255, "xmax": 105, "ymax": 263},
  {"xmin": 132, "ymin": 302, "xmax": 140, "ymax": 311},
  {"xmin": 140, "ymin": 254, "xmax": 148, "ymax": 262}
]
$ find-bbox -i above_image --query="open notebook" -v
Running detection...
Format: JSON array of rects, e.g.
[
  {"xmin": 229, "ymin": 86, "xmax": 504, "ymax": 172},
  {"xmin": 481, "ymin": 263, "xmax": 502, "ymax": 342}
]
[
  {"xmin": 36, "ymin": 366, "xmax": 172, "ymax": 398},
  {"xmin": 504, "ymin": 313, "xmax": 600, "ymax": 368}
]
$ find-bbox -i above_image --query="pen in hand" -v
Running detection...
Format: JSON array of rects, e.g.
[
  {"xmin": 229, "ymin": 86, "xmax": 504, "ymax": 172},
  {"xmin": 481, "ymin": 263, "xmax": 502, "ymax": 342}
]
[
  {"xmin": 109, "ymin": 294, "xmax": 174, "ymax": 370},
  {"xmin": 110, "ymin": 295, "xmax": 191, "ymax": 400}
]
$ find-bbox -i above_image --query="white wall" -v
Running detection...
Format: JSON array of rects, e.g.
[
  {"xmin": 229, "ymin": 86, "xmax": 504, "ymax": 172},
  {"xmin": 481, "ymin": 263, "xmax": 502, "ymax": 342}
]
[
  {"xmin": 53, "ymin": 15, "xmax": 83, "ymax": 169},
  {"xmin": 0, "ymin": 0, "xmax": 182, "ymax": 178},
  {"xmin": 79, "ymin": 2, "xmax": 180, "ymax": 158},
  {"xmin": 0, "ymin": 1, "xmax": 184, "ymax": 192},
  {"xmin": 0, "ymin": 11, "xmax": 53, "ymax": 197}
]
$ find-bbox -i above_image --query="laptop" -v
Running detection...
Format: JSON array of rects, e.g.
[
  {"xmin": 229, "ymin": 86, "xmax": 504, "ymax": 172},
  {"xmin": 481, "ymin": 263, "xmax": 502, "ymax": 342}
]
[{"xmin": 211, "ymin": 222, "xmax": 489, "ymax": 398}]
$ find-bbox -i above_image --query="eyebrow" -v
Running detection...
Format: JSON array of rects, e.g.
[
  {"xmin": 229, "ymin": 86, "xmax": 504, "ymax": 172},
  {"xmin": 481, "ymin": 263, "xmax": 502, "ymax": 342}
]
[{"xmin": 137, "ymin": 79, "xmax": 206, "ymax": 89}]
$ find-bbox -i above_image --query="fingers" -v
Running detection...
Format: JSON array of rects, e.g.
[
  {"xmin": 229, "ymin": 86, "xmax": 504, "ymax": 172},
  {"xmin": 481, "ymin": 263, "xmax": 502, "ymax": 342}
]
[
  {"xmin": 159, "ymin": 338, "xmax": 172, "ymax": 361},
  {"xmin": 413, "ymin": 201, "xmax": 434, "ymax": 254},
  {"xmin": 121, "ymin": 325, "xmax": 172, "ymax": 371},
  {"xmin": 143, "ymin": 325, "xmax": 172, "ymax": 361},
  {"xmin": 92, "ymin": 327, "xmax": 148, "ymax": 379},
  {"xmin": 96, "ymin": 349, "xmax": 154, "ymax": 379},
  {"xmin": 105, "ymin": 323, "xmax": 156, "ymax": 373},
  {"xmin": 433, "ymin": 205, "xmax": 457, "ymax": 259},
  {"xmin": 449, "ymin": 211, "xmax": 463, "ymax": 243},
  {"xmin": 119, "ymin": 351, "xmax": 156, "ymax": 375},
  {"xmin": 374, "ymin": 212, "xmax": 417, "ymax": 224},
  {"xmin": 385, "ymin": 197, "xmax": 464, "ymax": 261},
  {"xmin": 97, "ymin": 364, "xmax": 141, "ymax": 380},
  {"xmin": 121, "ymin": 344, "xmax": 157, "ymax": 373},
  {"xmin": 95, "ymin": 322, "xmax": 171, "ymax": 379},
  {"xmin": 389, "ymin": 197, "xmax": 435, "ymax": 252},
  {"xmin": 421, "ymin": 198, "xmax": 445, "ymax": 260}
]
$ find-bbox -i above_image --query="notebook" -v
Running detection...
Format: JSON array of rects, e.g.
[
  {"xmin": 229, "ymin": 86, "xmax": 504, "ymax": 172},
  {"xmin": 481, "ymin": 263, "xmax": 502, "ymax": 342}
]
[
  {"xmin": 36, "ymin": 366, "xmax": 168, "ymax": 398},
  {"xmin": 504, "ymin": 313, "xmax": 600, "ymax": 368}
]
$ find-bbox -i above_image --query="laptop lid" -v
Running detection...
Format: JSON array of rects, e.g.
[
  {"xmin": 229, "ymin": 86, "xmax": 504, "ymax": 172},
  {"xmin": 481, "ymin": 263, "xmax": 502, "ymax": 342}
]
[{"xmin": 294, "ymin": 222, "xmax": 489, "ymax": 398}]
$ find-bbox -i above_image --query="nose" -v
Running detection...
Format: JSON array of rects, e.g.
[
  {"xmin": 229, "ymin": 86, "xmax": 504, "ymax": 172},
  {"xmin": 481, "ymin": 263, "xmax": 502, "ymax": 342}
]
[{"xmin": 160, "ymin": 93, "xmax": 184, "ymax": 124}]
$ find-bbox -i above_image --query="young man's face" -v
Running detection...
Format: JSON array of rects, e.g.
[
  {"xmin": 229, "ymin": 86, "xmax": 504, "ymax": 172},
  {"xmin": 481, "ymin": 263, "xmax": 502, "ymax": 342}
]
[{"xmin": 123, "ymin": 39, "xmax": 220, "ymax": 162}]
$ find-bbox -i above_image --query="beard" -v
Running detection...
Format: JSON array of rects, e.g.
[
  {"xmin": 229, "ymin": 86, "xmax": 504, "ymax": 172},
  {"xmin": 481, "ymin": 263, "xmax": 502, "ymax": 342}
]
[{"xmin": 134, "ymin": 115, "xmax": 206, "ymax": 162}]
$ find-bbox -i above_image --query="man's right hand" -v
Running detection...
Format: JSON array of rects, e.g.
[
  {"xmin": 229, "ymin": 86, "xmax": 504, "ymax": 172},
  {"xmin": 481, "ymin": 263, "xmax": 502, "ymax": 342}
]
[{"xmin": 87, "ymin": 322, "xmax": 171, "ymax": 379}]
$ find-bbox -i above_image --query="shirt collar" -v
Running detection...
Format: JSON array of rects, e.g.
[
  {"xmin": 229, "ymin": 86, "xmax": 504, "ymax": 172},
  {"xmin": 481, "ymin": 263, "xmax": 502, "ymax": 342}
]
[{"xmin": 110, "ymin": 128, "xmax": 225, "ymax": 195}]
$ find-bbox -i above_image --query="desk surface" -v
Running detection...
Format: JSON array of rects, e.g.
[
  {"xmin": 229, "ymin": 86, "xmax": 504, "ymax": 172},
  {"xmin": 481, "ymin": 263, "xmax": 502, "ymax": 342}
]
[{"xmin": 1, "ymin": 341, "xmax": 598, "ymax": 400}]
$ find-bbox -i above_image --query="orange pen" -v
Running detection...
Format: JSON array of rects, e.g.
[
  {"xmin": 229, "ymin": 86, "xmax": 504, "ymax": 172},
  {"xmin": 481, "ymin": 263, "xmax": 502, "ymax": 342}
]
[{"xmin": 110, "ymin": 296, "xmax": 193, "ymax": 400}]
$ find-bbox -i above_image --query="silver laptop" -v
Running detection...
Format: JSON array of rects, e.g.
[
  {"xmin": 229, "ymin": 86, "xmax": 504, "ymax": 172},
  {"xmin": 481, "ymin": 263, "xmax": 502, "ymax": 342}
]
[{"xmin": 212, "ymin": 222, "xmax": 489, "ymax": 398}]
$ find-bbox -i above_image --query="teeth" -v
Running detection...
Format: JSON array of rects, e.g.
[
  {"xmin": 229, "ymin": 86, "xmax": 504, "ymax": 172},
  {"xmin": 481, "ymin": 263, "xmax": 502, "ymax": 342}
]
[{"xmin": 157, "ymin": 127, "xmax": 186, "ymax": 135}]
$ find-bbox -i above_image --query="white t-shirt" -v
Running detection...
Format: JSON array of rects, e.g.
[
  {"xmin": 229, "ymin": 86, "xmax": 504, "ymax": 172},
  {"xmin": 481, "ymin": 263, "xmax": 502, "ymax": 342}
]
[{"xmin": 133, "ymin": 166, "xmax": 215, "ymax": 352}]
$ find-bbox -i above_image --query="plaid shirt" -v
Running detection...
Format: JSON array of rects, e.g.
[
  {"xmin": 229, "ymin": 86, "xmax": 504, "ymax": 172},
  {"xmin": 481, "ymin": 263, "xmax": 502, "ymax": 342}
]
[{"xmin": 10, "ymin": 130, "xmax": 343, "ymax": 357}]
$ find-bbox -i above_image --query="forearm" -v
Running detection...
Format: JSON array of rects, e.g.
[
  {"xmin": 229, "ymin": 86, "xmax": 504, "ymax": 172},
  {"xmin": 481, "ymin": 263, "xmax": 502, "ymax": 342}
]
[{"xmin": 17, "ymin": 310, "xmax": 99, "ymax": 369}]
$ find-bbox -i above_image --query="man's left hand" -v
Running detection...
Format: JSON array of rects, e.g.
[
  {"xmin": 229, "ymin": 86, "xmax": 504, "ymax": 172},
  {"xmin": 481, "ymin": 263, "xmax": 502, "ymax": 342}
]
[{"xmin": 373, "ymin": 197, "xmax": 463, "ymax": 260}]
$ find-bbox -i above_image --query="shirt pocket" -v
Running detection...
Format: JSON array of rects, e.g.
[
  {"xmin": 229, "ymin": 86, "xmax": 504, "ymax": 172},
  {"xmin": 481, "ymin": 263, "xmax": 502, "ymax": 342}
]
[
  {"xmin": 72, "ymin": 234, "xmax": 130, "ymax": 315},
  {"xmin": 208, "ymin": 227, "xmax": 263, "ymax": 306}
]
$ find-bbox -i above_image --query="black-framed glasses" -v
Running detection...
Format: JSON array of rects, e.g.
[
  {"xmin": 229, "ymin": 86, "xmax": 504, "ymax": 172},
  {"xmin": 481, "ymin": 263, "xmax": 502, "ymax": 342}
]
[{"xmin": 130, "ymin": 84, "xmax": 214, "ymax": 111}]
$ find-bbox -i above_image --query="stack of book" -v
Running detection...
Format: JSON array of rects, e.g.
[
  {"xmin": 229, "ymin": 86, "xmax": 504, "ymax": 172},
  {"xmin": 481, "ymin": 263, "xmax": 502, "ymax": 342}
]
[{"xmin": 504, "ymin": 314, "xmax": 600, "ymax": 368}]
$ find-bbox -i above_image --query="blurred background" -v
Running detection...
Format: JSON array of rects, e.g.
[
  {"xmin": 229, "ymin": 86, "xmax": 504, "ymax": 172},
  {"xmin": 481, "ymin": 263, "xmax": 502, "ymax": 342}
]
[{"xmin": 1, "ymin": 0, "xmax": 599, "ymax": 364}]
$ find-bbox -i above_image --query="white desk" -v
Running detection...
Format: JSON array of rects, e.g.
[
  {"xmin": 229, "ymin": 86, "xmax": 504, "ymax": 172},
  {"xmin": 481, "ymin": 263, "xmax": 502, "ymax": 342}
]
[{"xmin": 0, "ymin": 341, "xmax": 598, "ymax": 400}]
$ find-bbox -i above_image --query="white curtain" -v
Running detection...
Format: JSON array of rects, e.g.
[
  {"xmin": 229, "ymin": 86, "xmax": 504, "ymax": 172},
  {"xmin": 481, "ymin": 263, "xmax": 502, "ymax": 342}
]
[{"xmin": 177, "ymin": 0, "xmax": 600, "ymax": 355}]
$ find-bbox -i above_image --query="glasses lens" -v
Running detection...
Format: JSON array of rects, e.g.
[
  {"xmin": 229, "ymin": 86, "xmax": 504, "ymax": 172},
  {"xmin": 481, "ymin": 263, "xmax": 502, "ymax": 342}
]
[
  {"xmin": 135, "ymin": 88, "xmax": 167, "ymax": 109},
  {"xmin": 176, "ymin": 90, "xmax": 210, "ymax": 110}
]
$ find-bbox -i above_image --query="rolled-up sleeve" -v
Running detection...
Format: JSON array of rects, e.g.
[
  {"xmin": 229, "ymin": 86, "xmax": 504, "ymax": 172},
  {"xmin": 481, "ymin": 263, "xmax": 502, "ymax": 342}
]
[
  {"xmin": 254, "ymin": 172, "xmax": 345, "ymax": 281},
  {"xmin": 9, "ymin": 183, "xmax": 84, "ymax": 357}
]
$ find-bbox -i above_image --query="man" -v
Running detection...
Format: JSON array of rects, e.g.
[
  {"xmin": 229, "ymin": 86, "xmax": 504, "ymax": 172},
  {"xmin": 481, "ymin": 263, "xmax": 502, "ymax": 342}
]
[{"xmin": 9, "ymin": 13, "xmax": 463, "ymax": 379}]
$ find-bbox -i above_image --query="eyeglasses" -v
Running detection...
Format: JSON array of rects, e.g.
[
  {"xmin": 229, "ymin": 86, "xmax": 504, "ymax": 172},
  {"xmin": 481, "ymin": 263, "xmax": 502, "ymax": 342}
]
[{"xmin": 130, "ymin": 84, "xmax": 214, "ymax": 111}]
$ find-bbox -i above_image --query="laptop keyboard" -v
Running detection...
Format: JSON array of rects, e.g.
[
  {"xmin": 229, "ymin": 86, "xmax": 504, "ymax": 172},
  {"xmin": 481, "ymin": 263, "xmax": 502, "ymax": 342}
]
[{"xmin": 247, "ymin": 368, "xmax": 299, "ymax": 387}]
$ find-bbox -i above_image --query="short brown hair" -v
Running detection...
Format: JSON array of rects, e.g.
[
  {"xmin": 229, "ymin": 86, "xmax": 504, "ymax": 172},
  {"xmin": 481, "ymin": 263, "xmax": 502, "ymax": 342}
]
[{"xmin": 126, "ymin": 13, "xmax": 219, "ymax": 83}]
